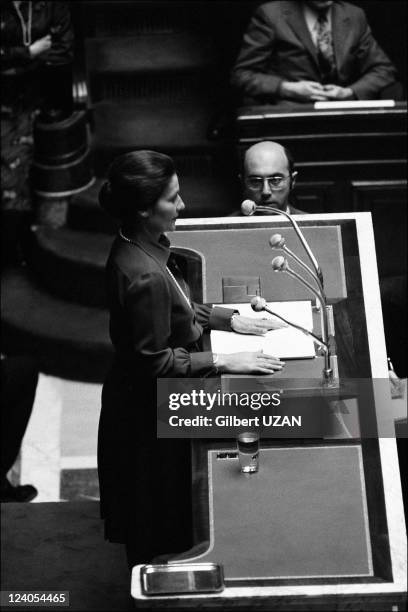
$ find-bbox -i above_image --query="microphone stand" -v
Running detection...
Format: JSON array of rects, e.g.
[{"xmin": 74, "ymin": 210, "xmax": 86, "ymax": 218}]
[
  {"xmin": 270, "ymin": 234, "xmax": 325, "ymax": 299},
  {"xmin": 245, "ymin": 204, "xmax": 324, "ymax": 286},
  {"xmin": 242, "ymin": 201, "xmax": 334, "ymax": 385},
  {"xmin": 254, "ymin": 300, "xmax": 328, "ymax": 352},
  {"xmin": 272, "ymin": 258, "xmax": 334, "ymax": 386}
]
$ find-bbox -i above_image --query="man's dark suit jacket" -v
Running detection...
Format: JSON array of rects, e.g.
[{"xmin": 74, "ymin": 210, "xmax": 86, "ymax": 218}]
[{"xmin": 231, "ymin": 1, "xmax": 397, "ymax": 102}]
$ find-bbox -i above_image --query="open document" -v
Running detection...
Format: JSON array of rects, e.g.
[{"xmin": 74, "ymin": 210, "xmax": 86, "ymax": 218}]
[{"xmin": 211, "ymin": 301, "xmax": 316, "ymax": 360}]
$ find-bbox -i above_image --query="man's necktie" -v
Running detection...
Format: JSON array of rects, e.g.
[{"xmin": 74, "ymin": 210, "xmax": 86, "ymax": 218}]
[{"xmin": 315, "ymin": 11, "xmax": 336, "ymax": 83}]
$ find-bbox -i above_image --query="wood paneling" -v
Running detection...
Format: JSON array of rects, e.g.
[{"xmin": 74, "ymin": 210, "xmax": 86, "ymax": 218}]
[{"xmin": 351, "ymin": 180, "xmax": 407, "ymax": 277}]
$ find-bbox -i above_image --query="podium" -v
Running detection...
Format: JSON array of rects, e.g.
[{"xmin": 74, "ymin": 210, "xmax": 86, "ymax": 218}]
[{"xmin": 131, "ymin": 213, "xmax": 406, "ymax": 610}]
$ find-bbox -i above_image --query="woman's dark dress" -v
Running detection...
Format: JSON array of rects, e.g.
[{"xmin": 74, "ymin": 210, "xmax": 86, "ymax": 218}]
[{"xmin": 98, "ymin": 227, "xmax": 234, "ymax": 561}]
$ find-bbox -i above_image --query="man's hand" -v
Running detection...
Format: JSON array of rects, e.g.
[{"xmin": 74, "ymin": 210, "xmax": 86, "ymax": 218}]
[
  {"xmin": 217, "ymin": 351, "xmax": 285, "ymax": 374},
  {"xmin": 29, "ymin": 35, "xmax": 52, "ymax": 59},
  {"xmin": 231, "ymin": 315, "xmax": 287, "ymax": 335},
  {"xmin": 322, "ymin": 84, "xmax": 355, "ymax": 100},
  {"xmin": 279, "ymin": 80, "xmax": 329, "ymax": 101}
]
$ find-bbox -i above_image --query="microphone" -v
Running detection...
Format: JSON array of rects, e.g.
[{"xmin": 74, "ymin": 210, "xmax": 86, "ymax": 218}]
[
  {"xmin": 240, "ymin": 200, "xmax": 323, "ymax": 285},
  {"xmin": 241, "ymin": 200, "xmax": 281, "ymax": 216},
  {"xmin": 271, "ymin": 255, "xmax": 289, "ymax": 273},
  {"xmin": 269, "ymin": 233, "xmax": 325, "ymax": 298},
  {"xmin": 271, "ymin": 257, "xmax": 333, "ymax": 384},
  {"xmin": 241, "ymin": 199, "xmax": 256, "ymax": 216},
  {"xmin": 250, "ymin": 296, "xmax": 328, "ymax": 352},
  {"xmin": 250, "ymin": 295, "xmax": 269, "ymax": 312},
  {"xmin": 269, "ymin": 234, "xmax": 285, "ymax": 249},
  {"xmin": 271, "ymin": 256, "xmax": 327, "ymax": 341},
  {"xmin": 240, "ymin": 200, "xmax": 331, "ymax": 382}
]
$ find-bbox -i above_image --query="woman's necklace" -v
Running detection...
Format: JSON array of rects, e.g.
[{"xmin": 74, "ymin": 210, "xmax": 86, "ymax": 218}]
[
  {"xmin": 13, "ymin": 1, "xmax": 33, "ymax": 47},
  {"xmin": 118, "ymin": 228, "xmax": 192, "ymax": 308},
  {"xmin": 165, "ymin": 264, "xmax": 192, "ymax": 308}
]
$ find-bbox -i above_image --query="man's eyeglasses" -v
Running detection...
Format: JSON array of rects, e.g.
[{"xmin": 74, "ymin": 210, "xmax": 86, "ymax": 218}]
[{"xmin": 246, "ymin": 175, "xmax": 292, "ymax": 191}]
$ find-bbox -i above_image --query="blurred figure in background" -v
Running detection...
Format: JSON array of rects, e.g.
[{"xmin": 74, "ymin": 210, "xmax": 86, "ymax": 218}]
[
  {"xmin": 0, "ymin": 355, "xmax": 39, "ymax": 502},
  {"xmin": 1, "ymin": 1, "xmax": 74, "ymax": 267}
]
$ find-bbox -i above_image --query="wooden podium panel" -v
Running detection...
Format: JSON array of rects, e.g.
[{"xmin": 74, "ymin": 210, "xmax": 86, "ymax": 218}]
[
  {"xmin": 172, "ymin": 221, "xmax": 346, "ymax": 303},
  {"xmin": 236, "ymin": 103, "xmax": 407, "ymax": 168}
]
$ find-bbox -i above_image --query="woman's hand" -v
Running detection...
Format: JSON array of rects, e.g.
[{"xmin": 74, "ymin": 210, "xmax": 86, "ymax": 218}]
[
  {"xmin": 231, "ymin": 314, "xmax": 287, "ymax": 335},
  {"xmin": 217, "ymin": 351, "xmax": 285, "ymax": 375},
  {"xmin": 29, "ymin": 35, "xmax": 52, "ymax": 58}
]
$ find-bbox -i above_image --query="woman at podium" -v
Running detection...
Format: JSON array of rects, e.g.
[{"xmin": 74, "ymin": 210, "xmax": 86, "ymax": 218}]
[{"xmin": 97, "ymin": 150, "xmax": 285, "ymax": 569}]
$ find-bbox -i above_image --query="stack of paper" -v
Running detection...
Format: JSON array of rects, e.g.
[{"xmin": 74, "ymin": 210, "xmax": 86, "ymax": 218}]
[{"xmin": 211, "ymin": 301, "xmax": 316, "ymax": 360}]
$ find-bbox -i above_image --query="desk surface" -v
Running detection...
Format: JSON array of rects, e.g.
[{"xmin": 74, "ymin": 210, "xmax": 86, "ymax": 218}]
[
  {"xmin": 179, "ymin": 445, "xmax": 372, "ymax": 581},
  {"xmin": 237, "ymin": 102, "xmax": 407, "ymax": 121}
]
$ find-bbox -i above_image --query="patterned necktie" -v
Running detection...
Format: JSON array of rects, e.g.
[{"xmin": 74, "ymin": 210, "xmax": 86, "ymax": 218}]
[{"xmin": 315, "ymin": 10, "xmax": 336, "ymax": 83}]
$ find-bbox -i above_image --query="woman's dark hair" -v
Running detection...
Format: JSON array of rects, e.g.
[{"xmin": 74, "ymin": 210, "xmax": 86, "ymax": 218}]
[{"xmin": 99, "ymin": 150, "xmax": 176, "ymax": 221}]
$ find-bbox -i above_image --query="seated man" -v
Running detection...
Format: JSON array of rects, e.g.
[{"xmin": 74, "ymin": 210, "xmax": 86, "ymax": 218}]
[
  {"xmin": 233, "ymin": 140, "xmax": 303, "ymax": 215},
  {"xmin": 231, "ymin": 0, "xmax": 399, "ymax": 105}
]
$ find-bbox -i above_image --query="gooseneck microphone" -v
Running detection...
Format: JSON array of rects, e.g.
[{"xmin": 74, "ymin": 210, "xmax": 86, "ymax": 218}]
[
  {"xmin": 269, "ymin": 233, "xmax": 325, "ymax": 298},
  {"xmin": 240, "ymin": 200, "xmax": 323, "ymax": 286},
  {"xmin": 241, "ymin": 199, "xmax": 256, "ymax": 216},
  {"xmin": 271, "ymin": 256, "xmax": 327, "ymax": 338},
  {"xmin": 250, "ymin": 296, "xmax": 328, "ymax": 352},
  {"xmin": 241, "ymin": 200, "xmax": 278, "ymax": 216},
  {"xmin": 241, "ymin": 199, "xmax": 333, "ymax": 384},
  {"xmin": 271, "ymin": 256, "xmax": 333, "ymax": 383}
]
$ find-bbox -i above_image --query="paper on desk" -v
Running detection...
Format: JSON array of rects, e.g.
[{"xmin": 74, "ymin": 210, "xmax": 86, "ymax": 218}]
[
  {"xmin": 314, "ymin": 100, "xmax": 395, "ymax": 110},
  {"xmin": 211, "ymin": 301, "xmax": 316, "ymax": 360}
]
